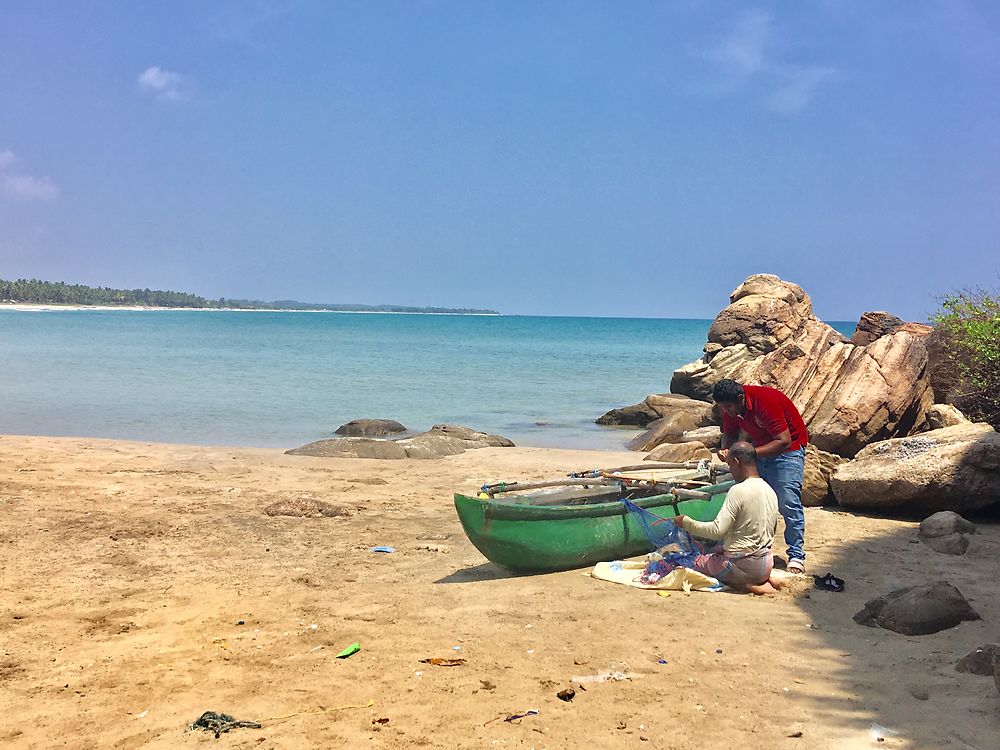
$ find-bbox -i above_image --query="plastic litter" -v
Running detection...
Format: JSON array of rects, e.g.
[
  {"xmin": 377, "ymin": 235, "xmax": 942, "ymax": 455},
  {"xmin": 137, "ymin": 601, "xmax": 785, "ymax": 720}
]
[
  {"xmin": 869, "ymin": 723, "xmax": 899, "ymax": 742},
  {"xmin": 189, "ymin": 711, "xmax": 262, "ymax": 738},
  {"xmin": 556, "ymin": 688, "xmax": 575, "ymax": 702},
  {"xmin": 504, "ymin": 709, "xmax": 539, "ymax": 722},
  {"xmin": 336, "ymin": 642, "xmax": 361, "ymax": 659},
  {"xmin": 370, "ymin": 546, "xmax": 395, "ymax": 554}
]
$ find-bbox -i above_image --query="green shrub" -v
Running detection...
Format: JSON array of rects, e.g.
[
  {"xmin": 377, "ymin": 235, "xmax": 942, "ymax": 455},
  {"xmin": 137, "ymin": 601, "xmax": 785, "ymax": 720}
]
[{"xmin": 931, "ymin": 287, "xmax": 1000, "ymax": 430}]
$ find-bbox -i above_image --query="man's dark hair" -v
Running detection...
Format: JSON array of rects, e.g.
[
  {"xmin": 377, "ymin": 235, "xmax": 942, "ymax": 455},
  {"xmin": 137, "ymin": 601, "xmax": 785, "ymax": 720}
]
[
  {"xmin": 728, "ymin": 441, "xmax": 757, "ymax": 465},
  {"xmin": 712, "ymin": 378, "xmax": 744, "ymax": 403}
]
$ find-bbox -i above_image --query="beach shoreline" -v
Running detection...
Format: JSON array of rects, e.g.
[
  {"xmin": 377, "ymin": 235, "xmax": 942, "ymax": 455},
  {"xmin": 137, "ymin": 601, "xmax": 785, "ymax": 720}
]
[{"xmin": 2, "ymin": 433, "xmax": 997, "ymax": 749}]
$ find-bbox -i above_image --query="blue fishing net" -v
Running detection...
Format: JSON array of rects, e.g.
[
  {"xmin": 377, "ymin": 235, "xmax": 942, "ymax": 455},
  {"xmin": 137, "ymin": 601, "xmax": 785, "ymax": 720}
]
[{"xmin": 620, "ymin": 498, "xmax": 710, "ymax": 585}]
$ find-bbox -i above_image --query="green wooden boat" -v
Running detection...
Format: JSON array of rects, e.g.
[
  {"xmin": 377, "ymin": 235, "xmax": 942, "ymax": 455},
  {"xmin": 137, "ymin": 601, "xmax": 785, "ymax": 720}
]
[{"xmin": 454, "ymin": 476, "xmax": 734, "ymax": 574}]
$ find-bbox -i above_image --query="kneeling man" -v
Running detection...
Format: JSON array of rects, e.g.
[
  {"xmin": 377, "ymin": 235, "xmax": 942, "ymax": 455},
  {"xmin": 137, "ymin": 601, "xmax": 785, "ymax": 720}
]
[{"xmin": 673, "ymin": 441, "xmax": 780, "ymax": 594}]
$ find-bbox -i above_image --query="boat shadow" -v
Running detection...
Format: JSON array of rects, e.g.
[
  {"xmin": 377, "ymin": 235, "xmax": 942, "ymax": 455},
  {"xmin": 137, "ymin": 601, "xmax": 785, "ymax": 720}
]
[{"xmin": 434, "ymin": 562, "xmax": 548, "ymax": 584}]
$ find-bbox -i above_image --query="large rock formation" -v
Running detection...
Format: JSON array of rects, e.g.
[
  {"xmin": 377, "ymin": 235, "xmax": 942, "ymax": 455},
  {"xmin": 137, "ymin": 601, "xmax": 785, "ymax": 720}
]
[
  {"xmin": 830, "ymin": 422, "xmax": 1000, "ymax": 513},
  {"xmin": 670, "ymin": 274, "xmax": 935, "ymax": 457},
  {"xmin": 287, "ymin": 424, "xmax": 514, "ymax": 460}
]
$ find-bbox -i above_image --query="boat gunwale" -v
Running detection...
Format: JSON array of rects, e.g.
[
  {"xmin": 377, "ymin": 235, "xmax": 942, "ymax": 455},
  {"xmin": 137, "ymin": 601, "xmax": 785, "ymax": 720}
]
[{"xmin": 454, "ymin": 479, "xmax": 734, "ymax": 522}]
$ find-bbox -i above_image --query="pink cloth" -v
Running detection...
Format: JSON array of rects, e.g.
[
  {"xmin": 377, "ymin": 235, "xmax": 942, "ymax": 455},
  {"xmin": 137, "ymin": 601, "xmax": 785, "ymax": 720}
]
[{"xmin": 693, "ymin": 548, "xmax": 773, "ymax": 590}]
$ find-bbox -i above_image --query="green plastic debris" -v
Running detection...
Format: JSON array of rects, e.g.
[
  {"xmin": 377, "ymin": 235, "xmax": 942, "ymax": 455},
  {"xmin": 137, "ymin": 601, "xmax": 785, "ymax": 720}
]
[{"xmin": 336, "ymin": 642, "xmax": 361, "ymax": 659}]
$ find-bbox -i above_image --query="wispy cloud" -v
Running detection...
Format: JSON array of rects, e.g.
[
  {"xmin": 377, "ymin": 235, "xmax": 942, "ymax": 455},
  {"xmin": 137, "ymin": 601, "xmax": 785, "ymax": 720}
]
[
  {"xmin": 707, "ymin": 9, "xmax": 771, "ymax": 78},
  {"xmin": 138, "ymin": 66, "xmax": 189, "ymax": 102},
  {"xmin": 2, "ymin": 174, "xmax": 59, "ymax": 201},
  {"xmin": 698, "ymin": 10, "xmax": 840, "ymax": 113},
  {"xmin": 0, "ymin": 150, "xmax": 59, "ymax": 201}
]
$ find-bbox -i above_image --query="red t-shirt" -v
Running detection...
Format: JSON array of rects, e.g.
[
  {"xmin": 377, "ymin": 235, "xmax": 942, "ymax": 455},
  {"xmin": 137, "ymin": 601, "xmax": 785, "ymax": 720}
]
[{"xmin": 721, "ymin": 384, "xmax": 808, "ymax": 452}]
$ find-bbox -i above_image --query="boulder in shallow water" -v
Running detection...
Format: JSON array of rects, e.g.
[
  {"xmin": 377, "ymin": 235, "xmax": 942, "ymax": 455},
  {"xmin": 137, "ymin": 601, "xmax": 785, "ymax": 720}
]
[
  {"xmin": 625, "ymin": 398, "xmax": 717, "ymax": 451},
  {"xmin": 644, "ymin": 441, "xmax": 712, "ymax": 463},
  {"xmin": 955, "ymin": 644, "xmax": 999, "ymax": 675},
  {"xmin": 288, "ymin": 424, "xmax": 514, "ymax": 460},
  {"xmin": 335, "ymin": 418, "xmax": 407, "ymax": 437},
  {"xmin": 831, "ymin": 423, "xmax": 1000, "ymax": 514},
  {"xmin": 853, "ymin": 581, "xmax": 980, "ymax": 635},
  {"xmin": 595, "ymin": 401, "xmax": 661, "ymax": 427}
]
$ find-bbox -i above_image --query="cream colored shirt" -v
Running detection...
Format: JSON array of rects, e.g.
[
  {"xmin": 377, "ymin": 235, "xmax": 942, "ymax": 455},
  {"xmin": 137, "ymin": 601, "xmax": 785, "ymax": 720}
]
[{"xmin": 679, "ymin": 476, "xmax": 778, "ymax": 555}]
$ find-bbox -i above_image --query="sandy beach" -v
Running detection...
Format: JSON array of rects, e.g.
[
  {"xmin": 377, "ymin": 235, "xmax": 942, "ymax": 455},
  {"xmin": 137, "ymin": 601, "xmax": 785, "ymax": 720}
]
[{"xmin": 1, "ymin": 435, "xmax": 996, "ymax": 749}]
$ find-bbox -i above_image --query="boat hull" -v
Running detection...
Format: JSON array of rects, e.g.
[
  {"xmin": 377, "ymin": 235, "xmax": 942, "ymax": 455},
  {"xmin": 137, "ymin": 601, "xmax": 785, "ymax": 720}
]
[{"xmin": 454, "ymin": 482, "xmax": 731, "ymax": 574}]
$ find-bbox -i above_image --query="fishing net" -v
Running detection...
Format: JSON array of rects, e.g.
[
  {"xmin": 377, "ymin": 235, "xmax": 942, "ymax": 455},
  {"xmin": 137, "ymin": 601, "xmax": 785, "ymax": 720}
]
[{"xmin": 620, "ymin": 498, "xmax": 710, "ymax": 585}]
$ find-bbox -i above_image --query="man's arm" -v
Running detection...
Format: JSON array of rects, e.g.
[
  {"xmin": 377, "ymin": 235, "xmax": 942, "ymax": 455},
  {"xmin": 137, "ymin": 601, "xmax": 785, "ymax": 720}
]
[
  {"xmin": 754, "ymin": 401, "xmax": 792, "ymax": 457},
  {"xmin": 755, "ymin": 428, "xmax": 792, "ymax": 458}
]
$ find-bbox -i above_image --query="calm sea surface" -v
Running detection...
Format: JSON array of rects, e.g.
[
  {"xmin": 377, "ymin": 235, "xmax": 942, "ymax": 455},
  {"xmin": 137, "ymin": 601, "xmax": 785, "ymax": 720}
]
[{"xmin": 0, "ymin": 310, "xmax": 855, "ymax": 451}]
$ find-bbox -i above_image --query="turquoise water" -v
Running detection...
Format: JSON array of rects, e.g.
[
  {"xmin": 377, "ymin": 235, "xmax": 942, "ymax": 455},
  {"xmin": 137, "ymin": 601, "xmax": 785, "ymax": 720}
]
[{"xmin": 0, "ymin": 310, "xmax": 855, "ymax": 450}]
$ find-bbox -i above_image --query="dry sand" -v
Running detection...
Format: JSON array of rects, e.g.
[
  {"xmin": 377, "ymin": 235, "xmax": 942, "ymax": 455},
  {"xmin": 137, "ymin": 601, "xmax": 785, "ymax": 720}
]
[{"xmin": 1, "ymin": 435, "xmax": 997, "ymax": 749}]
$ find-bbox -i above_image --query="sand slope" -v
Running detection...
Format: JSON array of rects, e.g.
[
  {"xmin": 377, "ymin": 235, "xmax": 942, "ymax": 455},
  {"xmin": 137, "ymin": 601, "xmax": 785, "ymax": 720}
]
[{"xmin": 1, "ymin": 436, "xmax": 997, "ymax": 748}]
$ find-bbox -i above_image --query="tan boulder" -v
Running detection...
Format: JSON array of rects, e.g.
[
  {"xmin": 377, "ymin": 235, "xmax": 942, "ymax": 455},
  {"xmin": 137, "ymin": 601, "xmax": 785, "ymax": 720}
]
[
  {"xmin": 597, "ymin": 393, "xmax": 716, "ymax": 429},
  {"xmin": 802, "ymin": 444, "xmax": 847, "ymax": 507},
  {"xmin": 670, "ymin": 274, "xmax": 934, "ymax": 457},
  {"xmin": 830, "ymin": 423, "xmax": 1000, "ymax": 513},
  {"xmin": 644, "ymin": 441, "xmax": 712, "ymax": 463},
  {"xmin": 680, "ymin": 426, "xmax": 722, "ymax": 450},
  {"xmin": 621, "ymin": 396, "xmax": 717, "ymax": 451},
  {"xmin": 925, "ymin": 404, "xmax": 968, "ymax": 430}
]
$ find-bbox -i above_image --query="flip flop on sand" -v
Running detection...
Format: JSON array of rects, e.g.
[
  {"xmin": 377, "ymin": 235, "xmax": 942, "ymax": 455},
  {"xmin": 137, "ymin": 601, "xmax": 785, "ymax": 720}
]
[{"xmin": 813, "ymin": 573, "xmax": 845, "ymax": 593}]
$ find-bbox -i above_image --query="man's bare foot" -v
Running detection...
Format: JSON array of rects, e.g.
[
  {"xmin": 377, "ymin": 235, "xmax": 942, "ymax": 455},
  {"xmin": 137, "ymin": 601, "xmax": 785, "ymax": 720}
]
[
  {"xmin": 767, "ymin": 572, "xmax": 788, "ymax": 590},
  {"xmin": 749, "ymin": 581, "xmax": 778, "ymax": 595}
]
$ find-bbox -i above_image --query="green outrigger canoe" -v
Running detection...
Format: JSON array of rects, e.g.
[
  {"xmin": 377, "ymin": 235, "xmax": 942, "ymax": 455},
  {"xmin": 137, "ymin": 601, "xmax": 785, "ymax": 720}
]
[{"xmin": 454, "ymin": 464, "xmax": 735, "ymax": 574}]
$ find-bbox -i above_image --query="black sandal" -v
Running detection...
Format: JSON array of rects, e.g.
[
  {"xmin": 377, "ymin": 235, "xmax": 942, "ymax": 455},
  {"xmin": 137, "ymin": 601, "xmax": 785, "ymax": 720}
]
[{"xmin": 813, "ymin": 573, "xmax": 845, "ymax": 592}]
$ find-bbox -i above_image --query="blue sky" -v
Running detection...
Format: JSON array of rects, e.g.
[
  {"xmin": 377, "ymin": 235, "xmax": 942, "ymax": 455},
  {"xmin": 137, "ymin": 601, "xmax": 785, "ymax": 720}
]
[{"xmin": 1, "ymin": 1, "xmax": 997, "ymax": 320}]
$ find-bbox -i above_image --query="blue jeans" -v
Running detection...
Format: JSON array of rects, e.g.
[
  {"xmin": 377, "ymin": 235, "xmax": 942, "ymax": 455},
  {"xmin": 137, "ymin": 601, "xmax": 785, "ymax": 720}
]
[{"xmin": 756, "ymin": 446, "xmax": 806, "ymax": 563}]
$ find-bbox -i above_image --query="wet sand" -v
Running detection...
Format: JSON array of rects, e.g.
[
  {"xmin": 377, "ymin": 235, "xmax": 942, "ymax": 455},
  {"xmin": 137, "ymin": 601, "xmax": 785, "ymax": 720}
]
[{"xmin": 1, "ymin": 435, "xmax": 997, "ymax": 748}]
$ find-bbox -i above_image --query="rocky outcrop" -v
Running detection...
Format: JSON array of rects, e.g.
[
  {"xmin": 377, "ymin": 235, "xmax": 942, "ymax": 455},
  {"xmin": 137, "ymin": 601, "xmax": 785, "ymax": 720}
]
[
  {"xmin": 802, "ymin": 444, "xmax": 847, "ymax": 507},
  {"xmin": 287, "ymin": 424, "xmax": 514, "ymax": 460},
  {"xmin": 335, "ymin": 419, "xmax": 407, "ymax": 437},
  {"xmin": 925, "ymin": 404, "xmax": 968, "ymax": 430},
  {"xmin": 644, "ymin": 441, "xmax": 712, "ymax": 463},
  {"xmin": 597, "ymin": 394, "xmax": 717, "ymax": 430},
  {"xmin": 994, "ymin": 650, "xmax": 1000, "ymax": 698},
  {"xmin": 919, "ymin": 511, "xmax": 976, "ymax": 555},
  {"xmin": 853, "ymin": 582, "xmax": 980, "ymax": 635},
  {"xmin": 670, "ymin": 274, "xmax": 935, "ymax": 457},
  {"xmin": 619, "ymin": 396, "xmax": 718, "ymax": 451},
  {"xmin": 851, "ymin": 311, "xmax": 904, "ymax": 346},
  {"xmin": 830, "ymin": 423, "xmax": 1000, "ymax": 513}
]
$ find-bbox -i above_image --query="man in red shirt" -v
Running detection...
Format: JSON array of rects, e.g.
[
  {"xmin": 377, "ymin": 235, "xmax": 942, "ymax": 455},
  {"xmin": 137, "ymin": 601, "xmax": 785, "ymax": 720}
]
[{"xmin": 712, "ymin": 379, "xmax": 808, "ymax": 574}]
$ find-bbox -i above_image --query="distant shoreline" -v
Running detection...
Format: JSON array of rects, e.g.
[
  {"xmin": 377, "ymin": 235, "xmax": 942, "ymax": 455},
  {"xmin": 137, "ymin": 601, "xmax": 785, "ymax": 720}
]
[{"xmin": 0, "ymin": 302, "xmax": 502, "ymax": 316}]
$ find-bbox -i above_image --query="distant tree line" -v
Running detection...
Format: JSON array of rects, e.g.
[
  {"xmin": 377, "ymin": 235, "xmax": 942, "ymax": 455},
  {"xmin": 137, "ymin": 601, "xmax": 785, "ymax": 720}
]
[{"xmin": 0, "ymin": 278, "xmax": 499, "ymax": 315}]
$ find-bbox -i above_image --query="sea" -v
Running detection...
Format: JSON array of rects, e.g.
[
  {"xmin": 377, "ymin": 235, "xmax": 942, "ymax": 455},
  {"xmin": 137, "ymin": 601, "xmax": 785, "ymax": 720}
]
[{"xmin": 0, "ymin": 309, "xmax": 856, "ymax": 451}]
